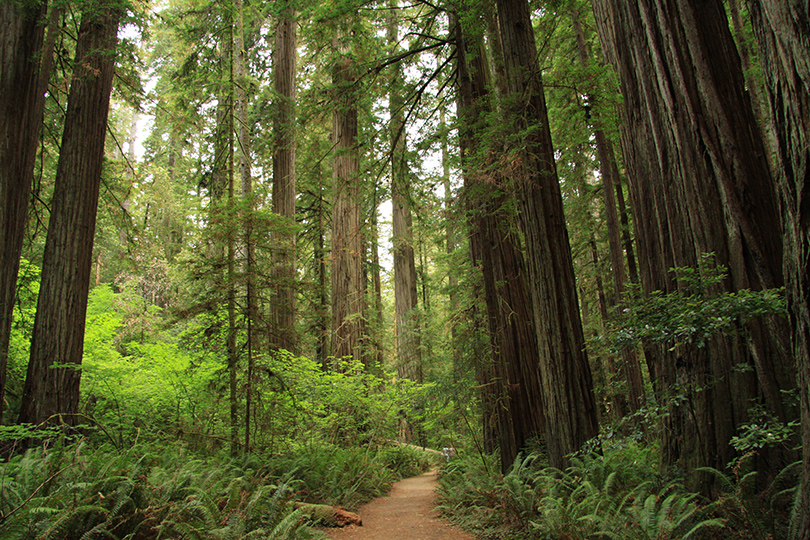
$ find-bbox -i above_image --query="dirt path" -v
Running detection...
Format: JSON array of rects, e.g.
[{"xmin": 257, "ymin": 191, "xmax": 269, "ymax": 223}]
[{"xmin": 323, "ymin": 470, "xmax": 475, "ymax": 540}]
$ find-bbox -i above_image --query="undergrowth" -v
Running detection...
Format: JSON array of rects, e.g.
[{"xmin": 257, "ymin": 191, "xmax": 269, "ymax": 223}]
[
  {"xmin": 437, "ymin": 440, "xmax": 800, "ymax": 540},
  {"xmin": 0, "ymin": 438, "xmax": 436, "ymax": 540}
]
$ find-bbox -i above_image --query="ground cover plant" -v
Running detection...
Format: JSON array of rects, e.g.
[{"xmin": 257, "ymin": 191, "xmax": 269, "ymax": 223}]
[
  {"xmin": 0, "ymin": 437, "xmax": 436, "ymax": 540},
  {"xmin": 436, "ymin": 438, "xmax": 801, "ymax": 540}
]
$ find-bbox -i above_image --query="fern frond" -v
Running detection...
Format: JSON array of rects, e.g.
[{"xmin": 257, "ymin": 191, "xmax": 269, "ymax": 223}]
[{"xmin": 36, "ymin": 505, "xmax": 108, "ymax": 540}]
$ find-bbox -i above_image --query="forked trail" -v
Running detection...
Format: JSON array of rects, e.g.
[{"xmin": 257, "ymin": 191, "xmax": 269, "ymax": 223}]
[{"xmin": 324, "ymin": 470, "xmax": 475, "ymax": 540}]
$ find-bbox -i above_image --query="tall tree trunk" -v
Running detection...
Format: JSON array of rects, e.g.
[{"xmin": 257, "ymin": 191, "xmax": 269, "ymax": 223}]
[
  {"xmin": 271, "ymin": 1, "xmax": 298, "ymax": 353},
  {"xmin": 212, "ymin": 17, "xmax": 238, "ymax": 456},
  {"xmin": 571, "ymin": 8, "xmax": 645, "ymax": 414},
  {"xmin": 313, "ymin": 169, "xmax": 329, "ymax": 369},
  {"xmin": 496, "ymin": 0, "xmax": 599, "ymax": 469},
  {"xmin": 234, "ymin": 0, "xmax": 255, "ymax": 454},
  {"xmin": 454, "ymin": 13, "xmax": 545, "ymax": 473},
  {"xmin": 331, "ymin": 24, "xmax": 366, "ymax": 368},
  {"xmin": 747, "ymin": 0, "xmax": 810, "ymax": 532},
  {"xmin": 440, "ymin": 108, "xmax": 459, "ymax": 344},
  {"xmin": 593, "ymin": 0, "xmax": 795, "ymax": 479},
  {"xmin": 369, "ymin": 183, "xmax": 385, "ymax": 370},
  {"xmin": 18, "ymin": 4, "xmax": 120, "ymax": 425},
  {"xmin": 389, "ymin": 2, "xmax": 423, "ymax": 420},
  {"xmin": 0, "ymin": 0, "xmax": 50, "ymax": 423}
]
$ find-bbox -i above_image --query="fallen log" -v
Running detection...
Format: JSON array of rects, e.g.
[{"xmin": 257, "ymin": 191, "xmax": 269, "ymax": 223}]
[{"xmin": 293, "ymin": 502, "xmax": 363, "ymax": 527}]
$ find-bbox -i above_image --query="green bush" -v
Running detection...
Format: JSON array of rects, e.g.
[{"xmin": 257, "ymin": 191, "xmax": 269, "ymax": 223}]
[{"xmin": 377, "ymin": 444, "xmax": 436, "ymax": 479}]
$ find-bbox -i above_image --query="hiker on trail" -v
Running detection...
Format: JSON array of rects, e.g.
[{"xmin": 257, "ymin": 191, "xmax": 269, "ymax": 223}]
[{"xmin": 442, "ymin": 446, "xmax": 456, "ymax": 462}]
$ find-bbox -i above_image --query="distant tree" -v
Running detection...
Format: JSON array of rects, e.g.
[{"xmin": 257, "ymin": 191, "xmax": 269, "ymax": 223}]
[
  {"xmin": 233, "ymin": 0, "xmax": 257, "ymax": 453},
  {"xmin": 389, "ymin": 1, "xmax": 423, "ymax": 441},
  {"xmin": 19, "ymin": 2, "xmax": 121, "ymax": 425},
  {"xmin": 569, "ymin": 5, "xmax": 644, "ymax": 414}
]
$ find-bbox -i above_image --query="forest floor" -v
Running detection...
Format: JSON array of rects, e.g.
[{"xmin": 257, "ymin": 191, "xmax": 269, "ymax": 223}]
[{"xmin": 322, "ymin": 469, "xmax": 476, "ymax": 540}]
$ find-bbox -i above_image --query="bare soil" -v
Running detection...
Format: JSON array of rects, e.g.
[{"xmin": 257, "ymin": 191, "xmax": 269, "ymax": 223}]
[{"xmin": 323, "ymin": 470, "xmax": 475, "ymax": 540}]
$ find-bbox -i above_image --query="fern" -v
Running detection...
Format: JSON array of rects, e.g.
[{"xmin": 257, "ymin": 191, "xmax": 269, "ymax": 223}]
[{"xmin": 36, "ymin": 505, "xmax": 109, "ymax": 540}]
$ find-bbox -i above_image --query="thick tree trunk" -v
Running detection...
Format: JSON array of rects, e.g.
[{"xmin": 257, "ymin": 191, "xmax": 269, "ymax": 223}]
[
  {"xmin": 592, "ymin": 0, "xmax": 795, "ymax": 479},
  {"xmin": 331, "ymin": 27, "xmax": 366, "ymax": 368},
  {"xmin": 747, "ymin": 0, "xmax": 810, "ymax": 533},
  {"xmin": 389, "ymin": 4, "xmax": 423, "ymax": 394},
  {"xmin": 496, "ymin": 0, "xmax": 599, "ymax": 469},
  {"xmin": 19, "ymin": 4, "xmax": 120, "ymax": 425},
  {"xmin": 454, "ymin": 13, "xmax": 545, "ymax": 473},
  {"xmin": 271, "ymin": 3, "xmax": 298, "ymax": 353},
  {"xmin": 0, "ymin": 0, "xmax": 49, "ymax": 423}
]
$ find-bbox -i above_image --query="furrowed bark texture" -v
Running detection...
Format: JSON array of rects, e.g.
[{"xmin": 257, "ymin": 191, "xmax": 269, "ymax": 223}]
[
  {"xmin": 271, "ymin": 3, "xmax": 298, "ymax": 353},
  {"xmin": 592, "ymin": 0, "xmax": 795, "ymax": 477},
  {"xmin": 572, "ymin": 7, "xmax": 645, "ymax": 415},
  {"xmin": 748, "ymin": 0, "xmax": 810, "ymax": 533},
  {"xmin": 455, "ymin": 12, "xmax": 546, "ymax": 473},
  {"xmin": 496, "ymin": 0, "xmax": 599, "ymax": 469},
  {"xmin": 0, "ymin": 0, "xmax": 48, "ymax": 422},
  {"xmin": 19, "ymin": 5, "xmax": 120, "ymax": 425},
  {"xmin": 389, "ymin": 5, "xmax": 422, "ymax": 388},
  {"xmin": 331, "ymin": 30, "xmax": 366, "ymax": 367}
]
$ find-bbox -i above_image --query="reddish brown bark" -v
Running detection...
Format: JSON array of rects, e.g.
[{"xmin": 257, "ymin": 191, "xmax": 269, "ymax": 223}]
[
  {"xmin": 496, "ymin": 0, "xmax": 599, "ymax": 469},
  {"xmin": 330, "ymin": 27, "xmax": 366, "ymax": 368},
  {"xmin": 19, "ymin": 4, "xmax": 120, "ymax": 425},
  {"xmin": 593, "ymin": 0, "xmax": 794, "ymax": 477},
  {"xmin": 271, "ymin": 3, "xmax": 298, "ymax": 353},
  {"xmin": 454, "ymin": 12, "xmax": 545, "ymax": 473},
  {"xmin": 748, "ymin": 0, "xmax": 810, "ymax": 532},
  {"xmin": 0, "ymin": 0, "xmax": 50, "ymax": 423}
]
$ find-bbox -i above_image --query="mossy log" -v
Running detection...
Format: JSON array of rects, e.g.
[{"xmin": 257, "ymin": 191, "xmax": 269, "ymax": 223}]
[{"xmin": 293, "ymin": 502, "xmax": 362, "ymax": 527}]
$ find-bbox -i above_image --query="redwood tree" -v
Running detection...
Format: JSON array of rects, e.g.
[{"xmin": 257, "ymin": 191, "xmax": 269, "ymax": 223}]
[
  {"xmin": 0, "ymin": 0, "xmax": 49, "ymax": 423},
  {"xmin": 271, "ymin": 0, "xmax": 298, "ymax": 353},
  {"xmin": 454, "ymin": 11, "xmax": 545, "ymax": 472},
  {"xmin": 496, "ymin": 0, "xmax": 599, "ymax": 469},
  {"xmin": 592, "ymin": 0, "xmax": 795, "ymax": 477},
  {"xmin": 748, "ymin": 0, "xmax": 810, "ymax": 532},
  {"xmin": 19, "ymin": 3, "xmax": 121, "ymax": 425},
  {"xmin": 330, "ymin": 19, "xmax": 366, "ymax": 367}
]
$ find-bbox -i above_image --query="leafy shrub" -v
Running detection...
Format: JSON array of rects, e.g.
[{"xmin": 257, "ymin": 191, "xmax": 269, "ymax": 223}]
[
  {"xmin": 259, "ymin": 443, "xmax": 400, "ymax": 510},
  {"xmin": 376, "ymin": 443, "xmax": 437, "ymax": 479}
]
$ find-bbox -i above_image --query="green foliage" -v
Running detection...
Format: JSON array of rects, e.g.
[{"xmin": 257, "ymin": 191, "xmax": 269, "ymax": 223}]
[
  {"xmin": 730, "ymin": 404, "xmax": 798, "ymax": 454},
  {"xmin": 0, "ymin": 441, "xmax": 327, "ymax": 540},
  {"xmin": 81, "ymin": 285, "xmax": 219, "ymax": 446},
  {"xmin": 5, "ymin": 259, "xmax": 40, "ymax": 418},
  {"xmin": 260, "ymin": 442, "xmax": 434, "ymax": 510},
  {"xmin": 699, "ymin": 455, "xmax": 802, "ymax": 540},
  {"xmin": 437, "ymin": 441, "xmax": 730, "ymax": 540},
  {"xmin": 602, "ymin": 254, "xmax": 787, "ymax": 352},
  {"xmin": 0, "ymin": 438, "xmax": 438, "ymax": 539}
]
